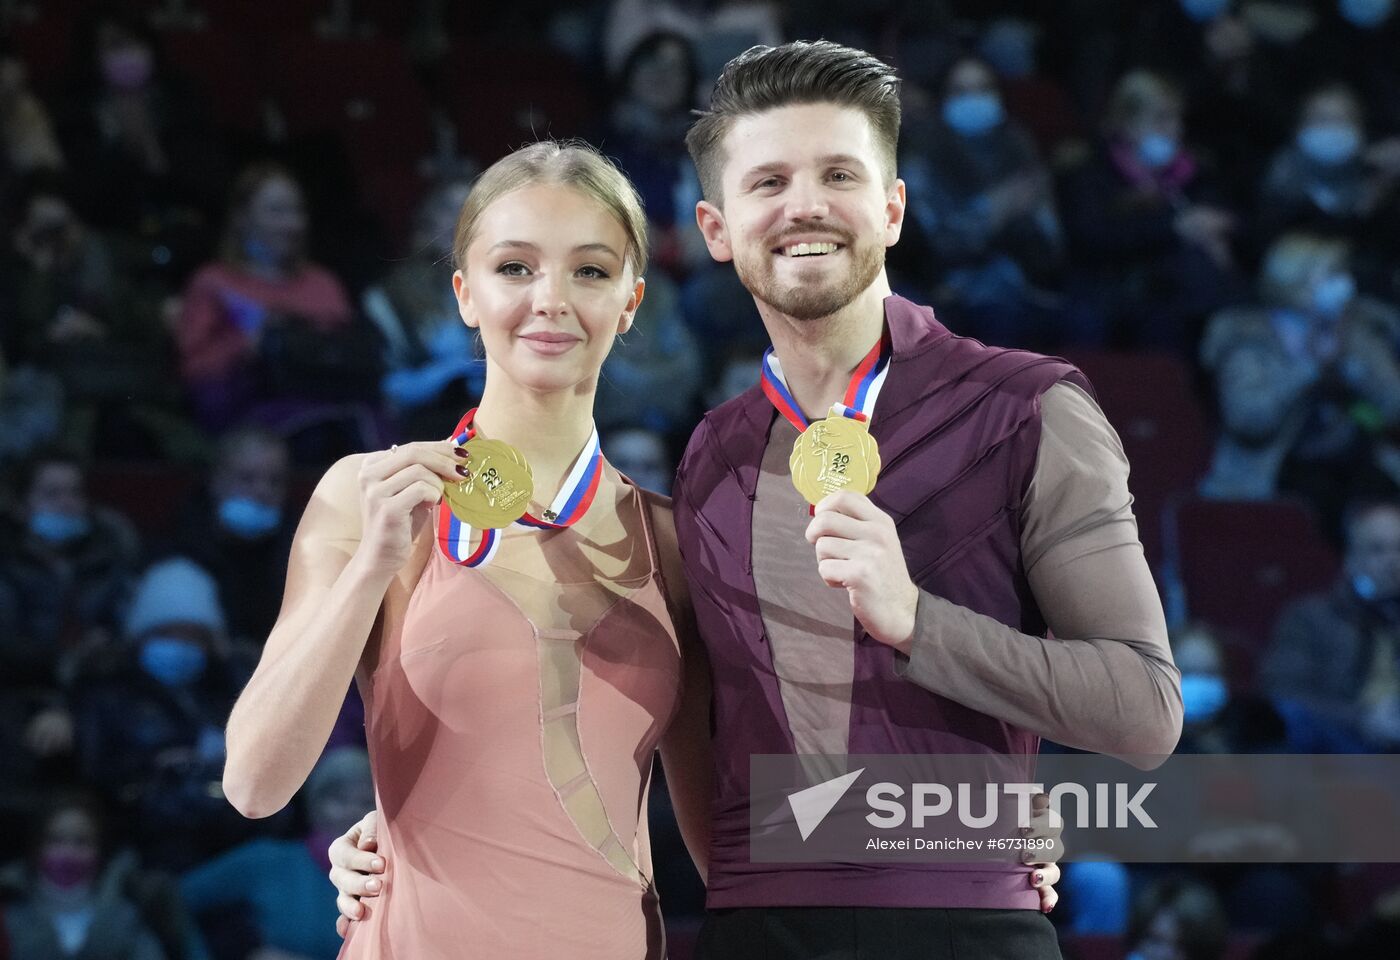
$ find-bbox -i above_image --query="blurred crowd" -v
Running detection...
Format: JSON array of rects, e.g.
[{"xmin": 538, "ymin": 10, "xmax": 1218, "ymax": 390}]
[{"xmin": 4, "ymin": 1, "xmax": 1400, "ymax": 959}]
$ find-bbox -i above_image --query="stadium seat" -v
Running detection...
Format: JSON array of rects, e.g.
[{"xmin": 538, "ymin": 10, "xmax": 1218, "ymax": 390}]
[
  {"xmin": 1162, "ymin": 497, "xmax": 1339, "ymax": 687},
  {"xmin": 1061, "ymin": 350, "xmax": 1211, "ymax": 571}
]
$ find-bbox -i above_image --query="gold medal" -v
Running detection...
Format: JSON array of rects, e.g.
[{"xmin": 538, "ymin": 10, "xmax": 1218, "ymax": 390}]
[
  {"xmin": 788, "ymin": 414, "xmax": 881, "ymax": 505},
  {"xmin": 443, "ymin": 437, "xmax": 535, "ymax": 528}
]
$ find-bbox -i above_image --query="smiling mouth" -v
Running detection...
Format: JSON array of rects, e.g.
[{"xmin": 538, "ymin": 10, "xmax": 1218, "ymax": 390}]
[{"xmin": 774, "ymin": 241, "xmax": 844, "ymax": 257}]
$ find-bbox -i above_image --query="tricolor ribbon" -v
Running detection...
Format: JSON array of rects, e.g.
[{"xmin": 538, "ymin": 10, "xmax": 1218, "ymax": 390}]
[
  {"xmin": 760, "ymin": 333, "xmax": 892, "ymax": 433},
  {"xmin": 437, "ymin": 408, "xmax": 604, "ymax": 568}
]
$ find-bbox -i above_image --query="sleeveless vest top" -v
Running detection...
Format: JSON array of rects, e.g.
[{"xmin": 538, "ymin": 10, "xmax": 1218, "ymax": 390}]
[{"xmin": 339, "ymin": 482, "xmax": 682, "ymax": 959}]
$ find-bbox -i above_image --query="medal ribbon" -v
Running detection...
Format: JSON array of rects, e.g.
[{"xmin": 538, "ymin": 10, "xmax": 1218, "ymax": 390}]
[
  {"xmin": 437, "ymin": 408, "xmax": 605, "ymax": 568},
  {"xmin": 759, "ymin": 333, "xmax": 892, "ymax": 432}
]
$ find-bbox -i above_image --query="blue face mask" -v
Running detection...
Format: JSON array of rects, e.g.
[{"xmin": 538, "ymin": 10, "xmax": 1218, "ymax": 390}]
[
  {"xmin": 1137, "ymin": 132, "xmax": 1180, "ymax": 169},
  {"xmin": 218, "ymin": 496, "xmax": 282, "ymax": 539},
  {"xmin": 28, "ymin": 510, "xmax": 90, "ymax": 545},
  {"xmin": 1181, "ymin": 673, "xmax": 1229, "ymax": 724},
  {"xmin": 1298, "ymin": 123, "xmax": 1362, "ymax": 166},
  {"xmin": 1311, "ymin": 272, "xmax": 1356, "ymax": 317},
  {"xmin": 140, "ymin": 636, "xmax": 208, "ymax": 686},
  {"xmin": 980, "ymin": 25, "xmax": 1036, "ymax": 79},
  {"xmin": 943, "ymin": 92, "xmax": 1004, "ymax": 137},
  {"xmin": 1181, "ymin": 0, "xmax": 1230, "ymax": 21},
  {"xmin": 1340, "ymin": 0, "xmax": 1395, "ymax": 29}
]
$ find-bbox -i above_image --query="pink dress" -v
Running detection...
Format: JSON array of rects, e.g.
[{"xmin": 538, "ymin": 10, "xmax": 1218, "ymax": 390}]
[{"xmin": 339, "ymin": 484, "xmax": 682, "ymax": 959}]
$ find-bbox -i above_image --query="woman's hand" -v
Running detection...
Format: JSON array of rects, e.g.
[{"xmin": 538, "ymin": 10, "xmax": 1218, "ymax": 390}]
[
  {"xmin": 1024, "ymin": 792, "xmax": 1065, "ymax": 914},
  {"xmin": 355, "ymin": 442, "xmax": 465, "ymax": 577},
  {"xmin": 331, "ymin": 810, "xmax": 385, "ymax": 937}
]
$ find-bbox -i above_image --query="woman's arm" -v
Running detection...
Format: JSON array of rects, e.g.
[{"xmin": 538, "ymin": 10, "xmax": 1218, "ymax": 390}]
[{"xmin": 223, "ymin": 443, "xmax": 461, "ymax": 818}]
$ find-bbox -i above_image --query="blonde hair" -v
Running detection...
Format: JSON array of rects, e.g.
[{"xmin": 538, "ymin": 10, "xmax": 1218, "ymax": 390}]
[
  {"xmin": 452, "ymin": 140, "xmax": 648, "ymax": 277},
  {"xmin": 1258, "ymin": 232, "xmax": 1349, "ymax": 306}
]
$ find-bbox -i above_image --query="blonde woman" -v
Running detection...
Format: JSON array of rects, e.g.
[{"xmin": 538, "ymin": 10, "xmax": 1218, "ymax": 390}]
[{"xmin": 223, "ymin": 141, "xmax": 712, "ymax": 959}]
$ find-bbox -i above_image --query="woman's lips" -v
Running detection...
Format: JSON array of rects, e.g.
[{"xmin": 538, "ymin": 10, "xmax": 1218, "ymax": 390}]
[{"xmin": 520, "ymin": 333, "xmax": 581, "ymax": 356}]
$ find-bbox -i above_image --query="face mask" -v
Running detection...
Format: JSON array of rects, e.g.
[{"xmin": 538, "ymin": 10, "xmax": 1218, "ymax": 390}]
[
  {"xmin": 980, "ymin": 25, "xmax": 1036, "ymax": 79},
  {"xmin": 943, "ymin": 92, "xmax": 1004, "ymax": 137},
  {"xmin": 1137, "ymin": 132, "xmax": 1180, "ymax": 169},
  {"xmin": 1181, "ymin": 673, "xmax": 1229, "ymax": 724},
  {"xmin": 100, "ymin": 46, "xmax": 153, "ymax": 92},
  {"xmin": 28, "ymin": 510, "xmax": 90, "ymax": 545},
  {"xmin": 1340, "ymin": 0, "xmax": 1395, "ymax": 29},
  {"xmin": 39, "ymin": 849, "xmax": 98, "ymax": 890},
  {"xmin": 218, "ymin": 496, "xmax": 282, "ymax": 539},
  {"xmin": 1298, "ymin": 123, "xmax": 1362, "ymax": 166},
  {"xmin": 1181, "ymin": 0, "xmax": 1230, "ymax": 21},
  {"xmin": 140, "ymin": 636, "xmax": 208, "ymax": 686},
  {"xmin": 1311, "ymin": 272, "xmax": 1356, "ymax": 317}
]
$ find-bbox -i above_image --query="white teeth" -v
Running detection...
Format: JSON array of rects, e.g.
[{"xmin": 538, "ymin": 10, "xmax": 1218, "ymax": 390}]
[{"xmin": 785, "ymin": 241, "xmax": 838, "ymax": 257}]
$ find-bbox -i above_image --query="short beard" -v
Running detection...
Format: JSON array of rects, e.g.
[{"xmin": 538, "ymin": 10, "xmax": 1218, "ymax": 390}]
[{"xmin": 735, "ymin": 239, "xmax": 885, "ymax": 321}]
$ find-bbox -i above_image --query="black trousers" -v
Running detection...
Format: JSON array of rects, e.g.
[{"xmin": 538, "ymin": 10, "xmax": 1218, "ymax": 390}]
[{"xmin": 693, "ymin": 906, "xmax": 1063, "ymax": 960}]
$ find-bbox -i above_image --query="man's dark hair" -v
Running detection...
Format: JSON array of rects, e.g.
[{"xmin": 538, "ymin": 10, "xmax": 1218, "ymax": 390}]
[{"xmin": 684, "ymin": 41, "xmax": 901, "ymax": 205}]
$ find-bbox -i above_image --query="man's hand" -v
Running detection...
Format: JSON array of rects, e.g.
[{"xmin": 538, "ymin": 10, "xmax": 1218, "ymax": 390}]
[
  {"xmin": 805, "ymin": 491, "xmax": 918, "ymax": 653},
  {"xmin": 330, "ymin": 810, "xmax": 385, "ymax": 938}
]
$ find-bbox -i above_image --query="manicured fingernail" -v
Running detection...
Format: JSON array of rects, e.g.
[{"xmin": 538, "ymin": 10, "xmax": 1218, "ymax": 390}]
[
  {"xmin": 454, "ymin": 446, "xmax": 469, "ymax": 459},
  {"xmin": 366, "ymin": 878, "xmax": 381, "ymax": 891},
  {"xmin": 456, "ymin": 464, "xmax": 470, "ymax": 477},
  {"xmin": 1034, "ymin": 871, "xmax": 1043, "ymax": 884},
  {"xmin": 371, "ymin": 859, "xmax": 383, "ymax": 871}
]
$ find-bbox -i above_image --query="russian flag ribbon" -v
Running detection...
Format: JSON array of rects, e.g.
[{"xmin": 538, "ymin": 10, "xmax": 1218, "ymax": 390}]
[
  {"xmin": 437, "ymin": 408, "xmax": 604, "ymax": 568},
  {"xmin": 759, "ymin": 333, "xmax": 892, "ymax": 433}
]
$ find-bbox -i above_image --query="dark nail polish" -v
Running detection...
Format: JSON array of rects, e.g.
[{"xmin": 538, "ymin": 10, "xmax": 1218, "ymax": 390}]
[
  {"xmin": 456, "ymin": 465, "xmax": 470, "ymax": 477},
  {"xmin": 454, "ymin": 446, "xmax": 470, "ymax": 459},
  {"xmin": 1034, "ymin": 871, "xmax": 1043, "ymax": 884}
]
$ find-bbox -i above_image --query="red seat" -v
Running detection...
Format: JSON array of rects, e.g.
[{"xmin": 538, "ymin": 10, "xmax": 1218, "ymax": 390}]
[
  {"xmin": 444, "ymin": 41, "xmax": 596, "ymax": 164},
  {"xmin": 91, "ymin": 462, "xmax": 202, "ymax": 541},
  {"xmin": 1061, "ymin": 350, "xmax": 1211, "ymax": 572},
  {"xmin": 1163, "ymin": 497, "xmax": 1339, "ymax": 688},
  {"xmin": 160, "ymin": 27, "xmax": 266, "ymax": 133}
]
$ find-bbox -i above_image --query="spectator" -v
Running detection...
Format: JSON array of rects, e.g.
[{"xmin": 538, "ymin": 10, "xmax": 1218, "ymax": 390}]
[
  {"xmin": 1197, "ymin": 335, "xmax": 1313, "ymax": 501},
  {"xmin": 976, "ymin": 18, "xmax": 1083, "ymax": 161},
  {"xmin": 605, "ymin": 427, "xmax": 673, "ymax": 495},
  {"xmin": 1171, "ymin": 622, "xmax": 1288, "ymax": 754},
  {"xmin": 165, "ymin": 426, "xmax": 295, "ymax": 647},
  {"xmin": 1199, "ymin": 233, "xmax": 1400, "ymax": 526},
  {"xmin": 0, "ymin": 174, "xmax": 177, "ymax": 456},
  {"xmin": 604, "ymin": 32, "xmax": 705, "ymax": 279},
  {"xmin": 1060, "ymin": 69, "xmax": 1245, "ymax": 351},
  {"xmin": 0, "ymin": 345, "xmax": 63, "ymax": 472},
  {"xmin": 0, "ymin": 38, "xmax": 63, "ymax": 189},
  {"xmin": 0, "ymin": 450, "xmax": 140, "ymax": 687},
  {"xmin": 1258, "ymin": 82, "xmax": 1400, "ymax": 286},
  {"xmin": 1314, "ymin": 0, "xmax": 1400, "ymax": 141},
  {"xmin": 1129, "ymin": 2, "xmax": 1295, "ymax": 205},
  {"xmin": 52, "ymin": 7, "xmax": 222, "ymax": 248},
  {"xmin": 70, "ymin": 558, "xmax": 261, "ymax": 870},
  {"xmin": 362, "ymin": 177, "xmax": 482, "ymax": 441},
  {"xmin": 594, "ymin": 270, "xmax": 702, "ymax": 436},
  {"xmin": 0, "ymin": 793, "xmax": 166, "ymax": 960},
  {"xmin": 1125, "ymin": 877, "xmax": 1227, "ymax": 960},
  {"xmin": 899, "ymin": 54, "xmax": 1062, "ymax": 348},
  {"xmin": 175, "ymin": 162, "xmax": 375, "ymax": 440},
  {"xmin": 180, "ymin": 748, "xmax": 373, "ymax": 960},
  {"xmin": 1262, "ymin": 499, "xmax": 1400, "ymax": 751}
]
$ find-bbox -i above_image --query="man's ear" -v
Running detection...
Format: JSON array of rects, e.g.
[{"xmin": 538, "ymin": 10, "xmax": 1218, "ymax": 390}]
[
  {"xmin": 695, "ymin": 200, "xmax": 733, "ymax": 263},
  {"xmin": 452, "ymin": 270, "xmax": 477, "ymax": 328},
  {"xmin": 618, "ymin": 277, "xmax": 646, "ymax": 336},
  {"xmin": 883, "ymin": 178, "xmax": 907, "ymax": 248}
]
